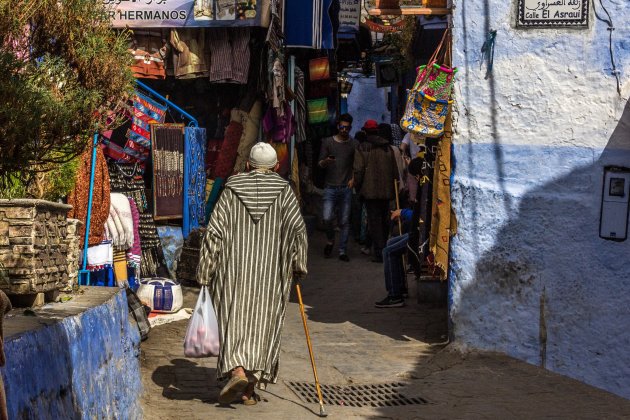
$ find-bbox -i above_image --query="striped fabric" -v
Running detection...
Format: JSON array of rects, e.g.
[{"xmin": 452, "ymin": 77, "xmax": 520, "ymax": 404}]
[{"xmin": 197, "ymin": 171, "xmax": 308, "ymax": 383}]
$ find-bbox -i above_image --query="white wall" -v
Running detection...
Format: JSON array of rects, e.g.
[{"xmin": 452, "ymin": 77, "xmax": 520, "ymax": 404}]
[
  {"xmin": 346, "ymin": 73, "xmax": 391, "ymax": 133},
  {"xmin": 450, "ymin": 0, "xmax": 630, "ymax": 398}
]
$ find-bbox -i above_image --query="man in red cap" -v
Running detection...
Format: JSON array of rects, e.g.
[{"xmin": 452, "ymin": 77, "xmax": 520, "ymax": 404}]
[
  {"xmin": 318, "ymin": 113, "xmax": 359, "ymax": 261},
  {"xmin": 354, "ymin": 119, "xmax": 398, "ymax": 262}
]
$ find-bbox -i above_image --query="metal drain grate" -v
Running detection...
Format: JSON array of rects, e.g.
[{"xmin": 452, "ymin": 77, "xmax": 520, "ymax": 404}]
[{"xmin": 285, "ymin": 381, "xmax": 428, "ymax": 408}]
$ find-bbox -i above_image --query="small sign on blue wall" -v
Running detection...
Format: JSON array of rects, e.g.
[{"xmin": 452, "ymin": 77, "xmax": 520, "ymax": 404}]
[{"xmin": 517, "ymin": 0, "xmax": 589, "ymax": 28}]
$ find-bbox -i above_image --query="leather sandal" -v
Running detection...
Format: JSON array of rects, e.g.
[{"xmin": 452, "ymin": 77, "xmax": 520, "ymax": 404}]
[
  {"xmin": 242, "ymin": 392, "xmax": 260, "ymax": 406},
  {"xmin": 218, "ymin": 375, "xmax": 249, "ymax": 404}
]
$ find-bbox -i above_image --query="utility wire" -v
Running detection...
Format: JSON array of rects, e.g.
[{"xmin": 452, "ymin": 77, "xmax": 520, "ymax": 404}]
[{"xmin": 594, "ymin": 0, "xmax": 621, "ymax": 95}]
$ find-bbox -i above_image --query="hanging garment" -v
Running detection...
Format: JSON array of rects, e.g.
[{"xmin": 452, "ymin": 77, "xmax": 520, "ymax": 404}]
[
  {"xmin": 285, "ymin": 0, "xmax": 335, "ymax": 49},
  {"xmin": 67, "ymin": 145, "xmax": 111, "ymax": 247},
  {"xmin": 294, "ymin": 67, "xmax": 307, "ymax": 144},
  {"xmin": 184, "ymin": 127, "xmax": 208, "ymax": 237},
  {"xmin": 262, "ymin": 103, "xmax": 295, "ymax": 144},
  {"xmin": 87, "ymin": 238, "xmax": 114, "ymax": 272},
  {"xmin": 208, "ymin": 28, "xmax": 251, "ymax": 84},
  {"xmin": 270, "ymin": 142, "xmax": 290, "ymax": 178},
  {"xmin": 170, "ymin": 28, "xmax": 210, "ymax": 79},
  {"xmin": 127, "ymin": 198, "xmax": 142, "ymax": 270},
  {"xmin": 205, "ymin": 177, "xmax": 224, "ymax": 221},
  {"xmin": 271, "ymin": 58, "xmax": 286, "ymax": 112},
  {"xmin": 429, "ymin": 127, "xmax": 457, "ymax": 280},
  {"xmin": 212, "ymin": 121, "xmax": 244, "ymax": 179},
  {"xmin": 108, "ymin": 193, "xmax": 135, "ymax": 250},
  {"xmin": 232, "ymin": 101, "xmax": 263, "ymax": 174},
  {"xmin": 128, "ymin": 29, "xmax": 169, "ymax": 80},
  {"xmin": 113, "ymin": 250, "xmax": 129, "ymax": 285}
]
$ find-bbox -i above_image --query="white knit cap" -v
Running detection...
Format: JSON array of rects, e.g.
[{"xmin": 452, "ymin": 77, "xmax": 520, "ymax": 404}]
[{"xmin": 249, "ymin": 142, "xmax": 278, "ymax": 169}]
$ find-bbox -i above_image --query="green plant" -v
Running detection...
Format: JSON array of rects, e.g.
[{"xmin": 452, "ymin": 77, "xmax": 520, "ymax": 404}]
[
  {"xmin": 381, "ymin": 16, "xmax": 416, "ymax": 72},
  {"xmin": 0, "ymin": 0, "xmax": 134, "ymax": 192}
]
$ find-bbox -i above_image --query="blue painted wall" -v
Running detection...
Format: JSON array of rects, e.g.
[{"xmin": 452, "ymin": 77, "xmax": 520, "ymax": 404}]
[
  {"xmin": 451, "ymin": 0, "xmax": 630, "ymax": 399},
  {"xmin": 1, "ymin": 290, "xmax": 142, "ymax": 419}
]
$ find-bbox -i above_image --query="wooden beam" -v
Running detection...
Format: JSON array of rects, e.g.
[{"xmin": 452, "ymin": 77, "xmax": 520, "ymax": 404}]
[{"xmin": 368, "ymin": 7, "xmax": 451, "ymax": 16}]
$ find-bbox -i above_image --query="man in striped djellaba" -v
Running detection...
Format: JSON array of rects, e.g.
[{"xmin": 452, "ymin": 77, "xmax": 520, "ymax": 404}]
[{"xmin": 197, "ymin": 142, "xmax": 308, "ymax": 405}]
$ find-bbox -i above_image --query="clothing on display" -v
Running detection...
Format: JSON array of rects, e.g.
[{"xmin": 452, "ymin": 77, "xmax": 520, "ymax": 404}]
[
  {"xmin": 184, "ymin": 127, "xmax": 208, "ymax": 237},
  {"xmin": 212, "ymin": 121, "xmax": 244, "ymax": 179},
  {"xmin": 262, "ymin": 102, "xmax": 295, "ymax": 144},
  {"xmin": 170, "ymin": 28, "xmax": 210, "ymax": 79},
  {"xmin": 67, "ymin": 145, "xmax": 111, "ymax": 247},
  {"xmin": 152, "ymin": 124, "xmax": 186, "ymax": 220},
  {"xmin": 294, "ymin": 67, "xmax": 307, "ymax": 144},
  {"xmin": 232, "ymin": 101, "xmax": 263, "ymax": 173},
  {"xmin": 208, "ymin": 28, "xmax": 251, "ymax": 84},
  {"xmin": 128, "ymin": 30, "xmax": 169, "ymax": 80}
]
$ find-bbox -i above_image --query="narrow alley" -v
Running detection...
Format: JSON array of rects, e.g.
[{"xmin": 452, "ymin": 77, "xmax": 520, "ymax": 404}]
[{"xmin": 139, "ymin": 232, "xmax": 630, "ymax": 419}]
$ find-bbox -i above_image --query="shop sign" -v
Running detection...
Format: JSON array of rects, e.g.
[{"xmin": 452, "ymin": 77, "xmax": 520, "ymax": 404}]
[
  {"xmin": 517, "ymin": 0, "xmax": 589, "ymax": 28},
  {"xmin": 103, "ymin": 0, "xmax": 261, "ymax": 28},
  {"xmin": 339, "ymin": 0, "xmax": 361, "ymax": 32},
  {"xmin": 364, "ymin": 19, "xmax": 405, "ymax": 33}
]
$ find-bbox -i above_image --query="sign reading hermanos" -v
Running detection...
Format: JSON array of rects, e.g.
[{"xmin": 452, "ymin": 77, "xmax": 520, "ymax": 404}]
[
  {"xmin": 517, "ymin": 0, "xmax": 589, "ymax": 28},
  {"xmin": 103, "ymin": 0, "xmax": 261, "ymax": 28}
]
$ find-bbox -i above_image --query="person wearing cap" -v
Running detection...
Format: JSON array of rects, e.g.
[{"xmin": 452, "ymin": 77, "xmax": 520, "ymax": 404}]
[
  {"xmin": 353, "ymin": 119, "xmax": 399, "ymax": 263},
  {"xmin": 318, "ymin": 113, "xmax": 359, "ymax": 262},
  {"xmin": 197, "ymin": 142, "xmax": 308, "ymax": 405}
]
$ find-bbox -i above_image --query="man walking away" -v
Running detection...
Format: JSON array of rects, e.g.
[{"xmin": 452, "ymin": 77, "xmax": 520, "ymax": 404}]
[
  {"xmin": 318, "ymin": 113, "xmax": 358, "ymax": 262},
  {"xmin": 197, "ymin": 143, "xmax": 308, "ymax": 405},
  {"xmin": 354, "ymin": 119, "xmax": 398, "ymax": 262}
]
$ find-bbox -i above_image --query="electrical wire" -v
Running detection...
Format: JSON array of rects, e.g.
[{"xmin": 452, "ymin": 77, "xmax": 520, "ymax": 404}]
[{"xmin": 594, "ymin": 0, "xmax": 621, "ymax": 95}]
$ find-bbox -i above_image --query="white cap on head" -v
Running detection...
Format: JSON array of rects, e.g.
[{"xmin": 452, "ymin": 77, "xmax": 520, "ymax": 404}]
[{"xmin": 249, "ymin": 142, "xmax": 278, "ymax": 169}]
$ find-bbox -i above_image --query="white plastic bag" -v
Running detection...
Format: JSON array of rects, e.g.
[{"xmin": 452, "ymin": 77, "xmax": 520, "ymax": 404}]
[{"xmin": 183, "ymin": 286, "xmax": 220, "ymax": 357}]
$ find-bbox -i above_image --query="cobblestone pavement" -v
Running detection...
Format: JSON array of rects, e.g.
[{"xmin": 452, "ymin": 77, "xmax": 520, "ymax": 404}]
[{"xmin": 140, "ymin": 232, "xmax": 630, "ymax": 419}]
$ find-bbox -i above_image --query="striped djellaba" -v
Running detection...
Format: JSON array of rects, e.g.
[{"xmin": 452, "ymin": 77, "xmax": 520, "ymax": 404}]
[{"xmin": 197, "ymin": 170, "xmax": 308, "ymax": 384}]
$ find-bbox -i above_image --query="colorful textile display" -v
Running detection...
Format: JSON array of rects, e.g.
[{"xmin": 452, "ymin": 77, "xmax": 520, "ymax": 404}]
[
  {"xmin": 128, "ymin": 29, "xmax": 169, "ymax": 80},
  {"xmin": 262, "ymin": 103, "xmax": 295, "ymax": 144},
  {"xmin": 207, "ymin": 28, "xmax": 251, "ymax": 84},
  {"xmin": 87, "ymin": 238, "xmax": 113, "ymax": 271},
  {"xmin": 270, "ymin": 142, "xmax": 290, "ymax": 178},
  {"xmin": 401, "ymin": 30, "xmax": 456, "ymax": 138},
  {"xmin": 113, "ymin": 250, "xmax": 129, "ymax": 285},
  {"xmin": 170, "ymin": 28, "xmax": 210, "ymax": 79},
  {"xmin": 123, "ymin": 92, "xmax": 167, "ymax": 168},
  {"xmin": 309, "ymin": 57, "xmax": 330, "ymax": 81},
  {"xmin": 184, "ymin": 127, "xmax": 208, "ymax": 237},
  {"xmin": 429, "ymin": 120, "xmax": 457, "ymax": 280},
  {"xmin": 307, "ymin": 98, "xmax": 328, "ymax": 124},
  {"xmin": 212, "ymin": 121, "xmax": 243, "ymax": 179},
  {"xmin": 68, "ymin": 145, "xmax": 111, "ymax": 247},
  {"xmin": 401, "ymin": 92, "xmax": 452, "ymax": 138}
]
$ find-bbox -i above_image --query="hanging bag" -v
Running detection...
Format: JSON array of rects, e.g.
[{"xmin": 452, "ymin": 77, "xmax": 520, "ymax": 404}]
[
  {"xmin": 183, "ymin": 286, "xmax": 220, "ymax": 357},
  {"xmin": 401, "ymin": 30, "xmax": 456, "ymax": 137}
]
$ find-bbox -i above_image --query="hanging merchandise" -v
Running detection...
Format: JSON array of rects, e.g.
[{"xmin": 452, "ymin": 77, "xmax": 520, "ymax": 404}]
[
  {"xmin": 401, "ymin": 30, "xmax": 456, "ymax": 138},
  {"xmin": 307, "ymin": 98, "xmax": 329, "ymax": 124},
  {"xmin": 152, "ymin": 124, "xmax": 186, "ymax": 220},
  {"xmin": 232, "ymin": 101, "xmax": 263, "ymax": 173},
  {"xmin": 294, "ymin": 67, "xmax": 307, "ymax": 144},
  {"xmin": 128, "ymin": 29, "xmax": 169, "ymax": 80},
  {"xmin": 263, "ymin": 102, "xmax": 295, "ymax": 144},
  {"xmin": 211, "ymin": 120, "xmax": 244, "ymax": 179},
  {"xmin": 183, "ymin": 127, "xmax": 208, "ymax": 238},
  {"xmin": 207, "ymin": 28, "xmax": 251, "ymax": 84},
  {"xmin": 309, "ymin": 57, "xmax": 330, "ymax": 81},
  {"xmin": 206, "ymin": 138, "xmax": 223, "ymax": 174},
  {"xmin": 68, "ymin": 145, "xmax": 111, "ymax": 247},
  {"xmin": 108, "ymin": 161, "xmax": 166, "ymax": 278},
  {"xmin": 124, "ymin": 92, "xmax": 168, "ymax": 169},
  {"xmin": 170, "ymin": 28, "xmax": 210, "ymax": 79},
  {"xmin": 270, "ymin": 142, "xmax": 290, "ymax": 178}
]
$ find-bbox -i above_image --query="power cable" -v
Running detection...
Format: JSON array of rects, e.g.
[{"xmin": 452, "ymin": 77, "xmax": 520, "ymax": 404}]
[{"xmin": 594, "ymin": 0, "xmax": 621, "ymax": 95}]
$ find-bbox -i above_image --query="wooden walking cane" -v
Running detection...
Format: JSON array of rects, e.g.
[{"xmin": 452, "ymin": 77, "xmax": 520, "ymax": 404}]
[
  {"xmin": 295, "ymin": 282, "xmax": 328, "ymax": 417},
  {"xmin": 394, "ymin": 180, "xmax": 409, "ymax": 291}
]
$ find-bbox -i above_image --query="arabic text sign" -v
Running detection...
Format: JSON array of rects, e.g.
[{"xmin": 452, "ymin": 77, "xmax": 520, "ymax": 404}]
[
  {"xmin": 102, "ymin": 0, "xmax": 260, "ymax": 28},
  {"xmin": 517, "ymin": 0, "xmax": 589, "ymax": 27},
  {"xmin": 339, "ymin": 0, "xmax": 361, "ymax": 32}
]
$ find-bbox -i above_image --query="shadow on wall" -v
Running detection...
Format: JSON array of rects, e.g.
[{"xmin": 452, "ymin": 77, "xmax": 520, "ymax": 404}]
[{"xmin": 452, "ymin": 98, "xmax": 630, "ymax": 398}]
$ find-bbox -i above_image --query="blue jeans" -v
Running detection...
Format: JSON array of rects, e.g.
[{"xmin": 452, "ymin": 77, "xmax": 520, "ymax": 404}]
[
  {"xmin": 383, "ymin": 233, "xmax": 409, "ymax": 298},
  {"xmin": 322, "ymin": 186, "xmax": 352, "ymax": 254}
]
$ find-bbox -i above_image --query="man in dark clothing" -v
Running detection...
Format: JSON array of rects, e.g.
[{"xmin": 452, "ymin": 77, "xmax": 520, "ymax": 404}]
[
  {"xmin": 353, "ymin": 119, "xmax": 398, "ymax": 262},
  {"xmin": 318, "ymin": 113, "xmax": 359, "ymax": 262},
  {"xmin": 375, "ymin": 158, "xmax": 424, "ymax": 308}
]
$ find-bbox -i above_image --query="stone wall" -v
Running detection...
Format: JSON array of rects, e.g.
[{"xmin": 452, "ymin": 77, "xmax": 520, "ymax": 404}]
[
  {"xmin": 0, "ymin": 200, "xmax": 72, "ymax": 295},
  {"xmin": 64, "ymin": 218, "xmax": 82, "ymax": 290}
]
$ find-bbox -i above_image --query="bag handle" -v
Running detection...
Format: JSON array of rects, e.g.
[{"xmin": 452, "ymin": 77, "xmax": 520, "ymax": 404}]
[{"xmin": 412, "ymin": 28, "xmax": 451, "ymax": 91}]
